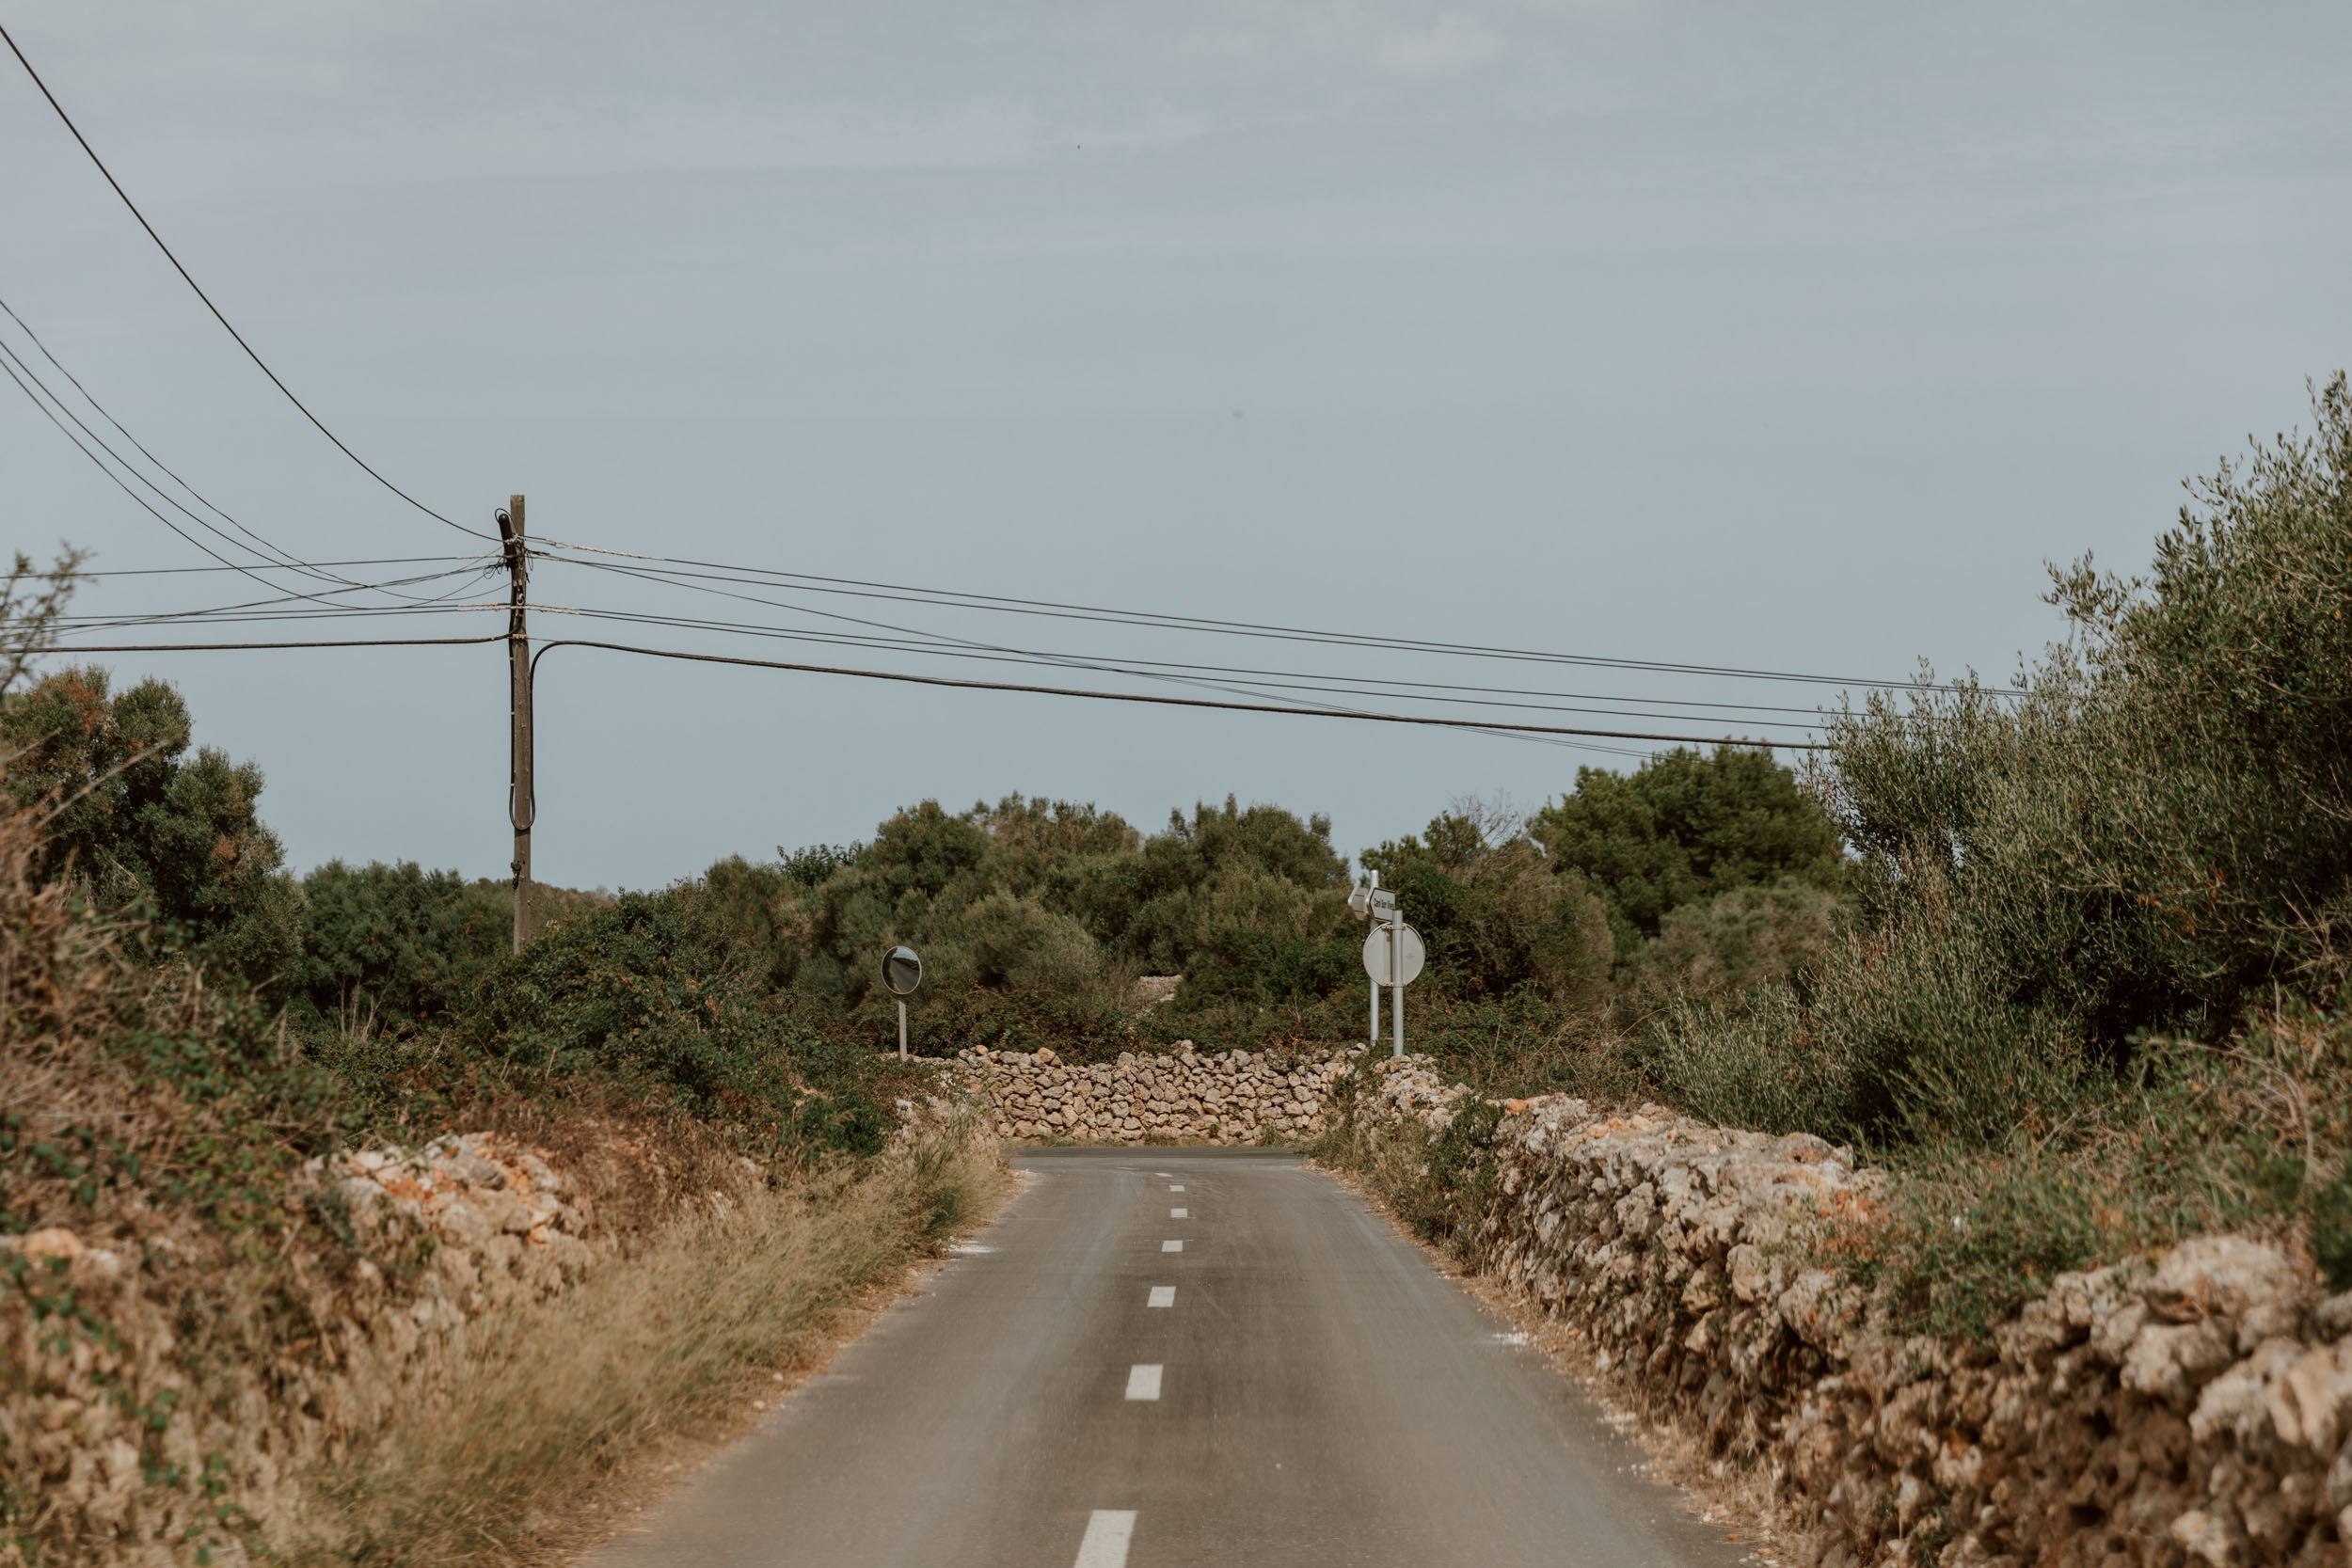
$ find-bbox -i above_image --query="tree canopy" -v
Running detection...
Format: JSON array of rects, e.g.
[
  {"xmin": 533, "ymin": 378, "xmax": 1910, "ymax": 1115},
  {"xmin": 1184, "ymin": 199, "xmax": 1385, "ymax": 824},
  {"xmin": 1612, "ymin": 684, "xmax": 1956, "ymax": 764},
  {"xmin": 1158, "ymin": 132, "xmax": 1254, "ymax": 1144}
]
[{"xmin": 1529, "ymin": 745, "xmax": 1846, "ymax": 954}]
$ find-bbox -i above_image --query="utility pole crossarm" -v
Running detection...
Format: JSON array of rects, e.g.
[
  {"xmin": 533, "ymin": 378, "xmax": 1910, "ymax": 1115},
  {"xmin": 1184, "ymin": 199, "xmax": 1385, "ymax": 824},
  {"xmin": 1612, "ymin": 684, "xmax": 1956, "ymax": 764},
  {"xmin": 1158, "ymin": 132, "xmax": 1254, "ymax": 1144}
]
[{"xmin": 501, "ymin": 494, "xmax": 533, "ymax": 955}]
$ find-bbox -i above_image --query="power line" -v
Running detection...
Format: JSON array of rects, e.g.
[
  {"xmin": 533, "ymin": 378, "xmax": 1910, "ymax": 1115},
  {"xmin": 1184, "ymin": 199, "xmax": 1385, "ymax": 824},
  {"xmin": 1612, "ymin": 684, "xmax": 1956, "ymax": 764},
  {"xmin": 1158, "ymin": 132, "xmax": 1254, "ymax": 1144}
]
[
  {"xmin": 527, "ymin": 637, "xmax": 1826, "ymax": 751},
  {"xmin": 20, "ymin": 627, "xmax": 1816, "ymax": 750},
  {"xmin": 50, "ymin": 554, "xmax": 485, "ymax": 579},
  {"xmin": 2, "ymin": 347, "xmax": 354, "ymax": 598},
  {"xmin": 538, "ymin": 554, "xmax": 1835, "ymax": 752},
  {"xmin": 0, "ymin": 292, "xmax": 489, "ymax": 602},
  {"xmin": 532, "ymin": 556, "xmax": 1673, "ymax": 750},
  {"xmin": 36, "ymin": 581, "xmax": 1824, "ymax": 738},
  {"xmin": 42, "ymin": 604, "xmax": 500, "ymax": 640},
  {"xmin": 0, "ymin": 21, "xmax": 487, "ymax": 540},
  {"xmin": 37, "ymin": 594, "xmax": 1645, "ymax": 752},
  {"xmin": 536, "ymin": 540, "xmax": 1990, "ymax": 697},
  {"xmin": 542, "ymin": 552, "xmax": 1830, "ymax": 723},
  {"xmin": 533, "ymin": 604, "xmax": 1635, "ymax": 753},
  {"xmin": 524, "ymin": 600, "xmax": 1828, "ymax": 733},
  {"xmin": 46, "ymin": 567, "xmax": 500, "ymax": 635},
  {"xmin": 5, "ymin": 293, "xmax": 335, "ymax": 583},
  {"xmin": 1, "ymin": 347, "xmax": 498, "ymax": 617},
  {"xmin": 38, "ymin": 634, "xmax": 506, "ymax": 654}
]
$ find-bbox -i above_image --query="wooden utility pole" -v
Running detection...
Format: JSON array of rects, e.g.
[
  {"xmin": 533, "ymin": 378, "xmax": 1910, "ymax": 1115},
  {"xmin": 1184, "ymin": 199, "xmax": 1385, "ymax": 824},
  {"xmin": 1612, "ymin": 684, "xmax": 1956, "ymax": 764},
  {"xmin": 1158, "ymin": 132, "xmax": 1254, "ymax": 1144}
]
[{"xmin": 499, "ymin": 494, "xmax": 533, "ymax": 954}]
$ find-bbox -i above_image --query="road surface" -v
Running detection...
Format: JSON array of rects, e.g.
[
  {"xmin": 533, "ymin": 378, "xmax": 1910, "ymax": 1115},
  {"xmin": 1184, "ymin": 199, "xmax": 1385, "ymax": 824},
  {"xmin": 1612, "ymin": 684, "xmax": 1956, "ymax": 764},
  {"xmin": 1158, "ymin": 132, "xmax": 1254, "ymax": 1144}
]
[{"xmin": 586, "ymin": 1148, "xmax": 1749, "ymax": 1568}]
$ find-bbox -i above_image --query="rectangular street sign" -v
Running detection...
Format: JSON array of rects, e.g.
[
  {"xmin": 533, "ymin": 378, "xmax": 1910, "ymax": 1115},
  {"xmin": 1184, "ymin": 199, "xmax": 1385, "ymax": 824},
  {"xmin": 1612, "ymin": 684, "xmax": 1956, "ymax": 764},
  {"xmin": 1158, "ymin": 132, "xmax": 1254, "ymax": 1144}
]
[{"xmin": 1370, "ymin": 888, "xmax": 1398, "ymax": 918}]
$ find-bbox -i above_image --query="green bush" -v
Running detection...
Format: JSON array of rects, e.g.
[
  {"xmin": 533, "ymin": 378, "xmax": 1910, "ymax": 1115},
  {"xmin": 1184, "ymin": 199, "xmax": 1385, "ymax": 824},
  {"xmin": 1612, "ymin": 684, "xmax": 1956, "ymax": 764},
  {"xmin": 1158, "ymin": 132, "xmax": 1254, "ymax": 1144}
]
[
  {"xmin": 0, "ymin": 666, "xmax": 300, "ymax": 989},
  {"xmin": 467, "ymin": 893, "xmax": 890, "ymax": 1159},
  {"xmin": 1651, "ymin": 375, "xmax": 2352, "ymax": 1152},
  {"xmin": 962, "ymin": 890, "xmax": 1114, "ymax": 1000},
  {"xmin": 1629, "ymin": 878, "xmax": 1842, "ymax": 1014},
  {"xmin": 1843, "ymin": 1004, "xmax": 2352, "ymax": 1338},
  {"xmin": 1364, "ymin": 807, "xmax": 1616, "ymax": 1008},
  {"xmin": 1530, "ymin": 745, "xmax": 1848, "ymax": 953},
  {"xmin": 292, "ymin": 861, "xmax": 510, "ymax": 1036}
]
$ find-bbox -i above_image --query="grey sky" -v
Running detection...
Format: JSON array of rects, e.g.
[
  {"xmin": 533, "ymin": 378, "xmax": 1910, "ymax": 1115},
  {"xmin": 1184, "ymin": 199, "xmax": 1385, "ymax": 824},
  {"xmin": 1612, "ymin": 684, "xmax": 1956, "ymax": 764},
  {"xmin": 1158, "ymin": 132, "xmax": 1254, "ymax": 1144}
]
[{"xmin": 4, "ymin": 2, "xmax": 2347, "ymax": 888}]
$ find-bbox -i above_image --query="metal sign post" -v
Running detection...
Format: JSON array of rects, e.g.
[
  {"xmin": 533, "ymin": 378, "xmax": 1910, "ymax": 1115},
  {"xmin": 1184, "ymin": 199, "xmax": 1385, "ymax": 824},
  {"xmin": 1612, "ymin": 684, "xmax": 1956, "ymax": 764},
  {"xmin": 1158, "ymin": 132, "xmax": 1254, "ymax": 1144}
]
[
  {"xmin": 1391, "ymin": 919, "xmax": 1405, "ymax": 1058},
  {"xmin": 1352, "ymin": 875, "xmax": 1404, "ymax": 1051},
  {"xmin": 881, "ymin": 945, "xmax": 923, "ymax": 1059},
  {"xmin": 1359, "ymin": 919, "xmax": 1425, "ymax": 1058},
  {"xmin": 1349, "ymin": 873, "xmax": 1385, "ymax": 1047}
]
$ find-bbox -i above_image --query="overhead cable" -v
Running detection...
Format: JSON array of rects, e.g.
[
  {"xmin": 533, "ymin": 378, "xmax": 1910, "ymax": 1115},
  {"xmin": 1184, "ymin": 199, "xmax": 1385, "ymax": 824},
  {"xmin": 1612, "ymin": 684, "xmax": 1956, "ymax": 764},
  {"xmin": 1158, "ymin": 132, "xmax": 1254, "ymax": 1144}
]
[
  {"xmin": 3, "ymin": 348, "xmax": 499, "ymax": 619},
  {"xmin": 51, "ymin": 554, "xmax": 486, "ymax": 579},
  {"xmin": 521, "ymin": 599, "xmax": 1827, "ymax": 734},
  {"xmin": 542, "ymin": 551, "xmax": 1828, "ymax": 723},
  {"xmin": 536, "ymin": 541, "xmax": 1988, "ymax": 697},
  {"xmin": 23, "ymin": 628, "xmax": 1808, "ymax": 751},
  {"xmin": 0, "ymin": 293, "xmax": 485, "ymax": 602},
  {"xmin": 527, "ymin": 638, "xmax": 1825, "ymax": 751},
  {"xmin": 2, "ymin": 347, "xmax": 392, "ymax": 608},
  {"xmin": 45, "ymin": 566, "xmax": 501, "ymax": 636},
  {"xmin": 0, "ymin": 21, "xmax": 487, "ymax": 540},
  {"xmin": 41, "ymin": 634, "xmax": 506, "ymax": 655},
  {"xmin": 535, "ymin": 554, "xmax": 1639, "ymax": 752}
]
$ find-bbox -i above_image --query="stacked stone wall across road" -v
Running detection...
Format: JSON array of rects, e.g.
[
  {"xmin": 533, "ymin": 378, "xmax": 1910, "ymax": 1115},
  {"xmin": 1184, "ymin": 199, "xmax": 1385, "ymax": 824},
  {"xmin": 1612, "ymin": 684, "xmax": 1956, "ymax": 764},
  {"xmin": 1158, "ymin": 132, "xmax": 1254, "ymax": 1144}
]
[{"xmin": 961, "ymin": 1044, "xmax": 1359, "ymax": 1144}]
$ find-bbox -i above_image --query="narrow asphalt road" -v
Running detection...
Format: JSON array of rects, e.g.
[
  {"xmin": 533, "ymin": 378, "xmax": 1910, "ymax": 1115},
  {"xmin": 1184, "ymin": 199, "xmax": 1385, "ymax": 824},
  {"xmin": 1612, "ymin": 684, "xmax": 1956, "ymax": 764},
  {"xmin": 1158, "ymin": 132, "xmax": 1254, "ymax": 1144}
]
[{"xmin": 586, "ymin": 1148, "xmax": 1750, "ymax": 1568}]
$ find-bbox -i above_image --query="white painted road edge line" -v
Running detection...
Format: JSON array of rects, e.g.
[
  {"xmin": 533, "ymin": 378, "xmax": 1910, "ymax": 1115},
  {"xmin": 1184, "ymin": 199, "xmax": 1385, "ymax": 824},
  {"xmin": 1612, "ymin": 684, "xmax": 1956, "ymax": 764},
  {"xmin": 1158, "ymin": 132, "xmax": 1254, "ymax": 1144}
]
[
  {"xmin": 1074, "ymin": 1510, "xmax": 1137, "ymax": 1568},
  {"xmin": 1147, "ymin": 1286, "xmax": 1176, "ymax": 1307},
  {"xmin": 1125, "ymin": 1364, "xmax": 1164, "ymax": 1401},
  {"xmin": 1161, "ymin": 1239, "xmax": 1184, "ymax": 1253},
  {"xmin": 1170, "ymin": 1207, "xmax": 1188, "ymax": 1219}
]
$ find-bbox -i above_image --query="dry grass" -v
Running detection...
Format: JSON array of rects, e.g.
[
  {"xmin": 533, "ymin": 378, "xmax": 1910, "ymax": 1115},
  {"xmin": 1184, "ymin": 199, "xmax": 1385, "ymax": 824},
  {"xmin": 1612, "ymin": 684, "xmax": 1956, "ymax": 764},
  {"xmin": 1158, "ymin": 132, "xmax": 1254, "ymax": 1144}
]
[{"xmin": 295, "ymin": 1122, "xmax": 1008, "ymax": 1568}]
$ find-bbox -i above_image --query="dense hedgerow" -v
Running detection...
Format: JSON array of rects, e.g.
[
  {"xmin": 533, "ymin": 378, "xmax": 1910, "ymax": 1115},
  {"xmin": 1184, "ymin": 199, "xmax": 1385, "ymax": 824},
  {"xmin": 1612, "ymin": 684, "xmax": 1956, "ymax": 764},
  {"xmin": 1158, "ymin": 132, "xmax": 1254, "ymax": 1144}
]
[
  {"xmin": 1632, "ymin": 375, "xmax": 2352, "ymax": 1331},
  {"xmin": 1649, "ymin": 375, "xmax": 2352, "ymax": 1148}
]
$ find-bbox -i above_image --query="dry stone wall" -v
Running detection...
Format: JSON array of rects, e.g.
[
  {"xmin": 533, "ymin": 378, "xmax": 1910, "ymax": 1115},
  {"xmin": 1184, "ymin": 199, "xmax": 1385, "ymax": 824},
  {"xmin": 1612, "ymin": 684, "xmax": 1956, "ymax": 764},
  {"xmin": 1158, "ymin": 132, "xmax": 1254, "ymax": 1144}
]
[
  {"xmin": 1347, "ymin": 1057, "xmax": 2352, "ymax": 1568},
  {"xmin": 963, "ymin": 1044, "xmax": 1360, "ymax": 1144},
  {"xmin": 4, "ymin": 1132, "xmax": 596, "ymax": 1565}
]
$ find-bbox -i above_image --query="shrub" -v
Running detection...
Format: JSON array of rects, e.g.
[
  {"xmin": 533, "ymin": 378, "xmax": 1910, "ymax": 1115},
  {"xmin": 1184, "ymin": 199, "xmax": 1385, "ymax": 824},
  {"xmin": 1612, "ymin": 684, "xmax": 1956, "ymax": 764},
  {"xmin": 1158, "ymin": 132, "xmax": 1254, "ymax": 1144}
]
[
  {"xmin": 1652, "ymin": 375, "xmax": 2352, "ymax": 1150},
  {"xmin": 1362, "ymin": 801, "xmax": 1615, "ymax": 1007},
  {"xmin": 1629, "ymin": 878, "xmax": 1843, "ymax": 1013},
  {"xmin": 1647, "ymin": 902, "xmax": 2090, "ymax": 1144},
  {"xmin": 1530, "ymin": 744, "xmax": 1847, "ymax": 951},
  {"xmin": 962, "ymin": 890, "xmax": 1111, "ymax": 1000},
  {"xmin": 0, "ymin": 666, "xmax": 300, "ymax": 989},
  {"xmin": 292, "ymin": 861, "xmax": 511, "ymax": 1037},
  {"xmin": 1839, "ymin": 1004, "xmax": 2352, "ymax": 1337},
  {"xmin": 468, "ymin": 893, "xmax": 890, "ymax": 1159}
]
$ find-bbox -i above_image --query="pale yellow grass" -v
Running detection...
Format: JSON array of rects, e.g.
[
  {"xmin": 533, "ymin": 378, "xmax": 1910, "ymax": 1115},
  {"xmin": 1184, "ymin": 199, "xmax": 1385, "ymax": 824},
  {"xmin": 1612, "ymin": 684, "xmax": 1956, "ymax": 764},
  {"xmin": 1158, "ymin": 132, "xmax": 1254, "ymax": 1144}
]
[{"xmin": 296, "ymin": 1123, "xmax": 1007, "ymax": 1568}]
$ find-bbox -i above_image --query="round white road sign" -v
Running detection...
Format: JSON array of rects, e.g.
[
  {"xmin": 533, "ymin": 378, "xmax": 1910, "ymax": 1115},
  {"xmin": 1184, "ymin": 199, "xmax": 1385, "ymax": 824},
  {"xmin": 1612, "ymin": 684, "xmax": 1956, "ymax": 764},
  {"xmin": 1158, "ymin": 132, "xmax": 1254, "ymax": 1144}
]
[{"xmin": 1361, "ymin": 925, "xmax": 1426, "ymax": 987}]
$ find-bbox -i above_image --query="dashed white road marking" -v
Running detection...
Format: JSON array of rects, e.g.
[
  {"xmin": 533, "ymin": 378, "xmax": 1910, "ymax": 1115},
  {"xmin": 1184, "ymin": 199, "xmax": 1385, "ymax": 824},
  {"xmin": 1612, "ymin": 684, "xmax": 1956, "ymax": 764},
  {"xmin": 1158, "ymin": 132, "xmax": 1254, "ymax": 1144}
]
[
  {"xmin": 1168, "ymin": 1184, "xmax": 1184, "ymax": 1192},
  {"xmin": 1161, "ymin": 1239, "xmax": 1184, "ymax": 1253},
  {"xmin": 1152, "ymin": 1171, "xmax": 1171, "ymax": 1178},
  {"xmin": 949, "ymin": 1243, "xmax": 996, "ymax": 1255},
  {"xmin": 1074, "ymin": 1510, "xmax": 1136, "ymax": 1568},
  {"xmin": 1170, "ymin": 1207, "xmax": 1188, "ymax": 1219},
  {"xmin": 1147, "ymin": 1286, "xmax": 1176, "ymax": 1307},
  {"xmin": 1125, "ymin": 1364, "xmax": 1164, "ymax": 1401}
]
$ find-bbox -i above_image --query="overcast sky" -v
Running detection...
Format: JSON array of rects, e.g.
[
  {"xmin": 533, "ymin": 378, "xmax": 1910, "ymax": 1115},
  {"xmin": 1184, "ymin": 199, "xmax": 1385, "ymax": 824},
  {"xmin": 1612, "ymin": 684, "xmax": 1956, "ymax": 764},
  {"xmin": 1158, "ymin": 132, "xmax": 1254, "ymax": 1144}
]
[{"xmin": 4, "ymin": 1, "xmax": 2347, "ymax": 889}]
